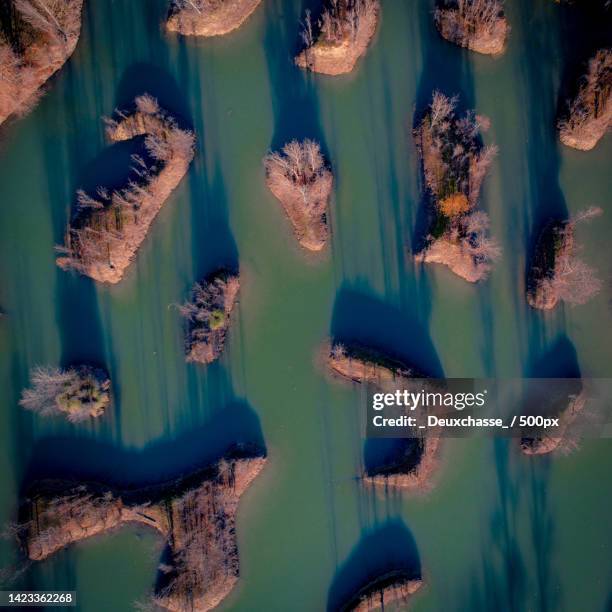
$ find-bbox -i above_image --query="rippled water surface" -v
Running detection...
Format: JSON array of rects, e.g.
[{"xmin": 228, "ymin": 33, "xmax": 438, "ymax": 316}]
[{"xmin": 0, "ymin": 1, "xmax": 611, "ymax": 610}]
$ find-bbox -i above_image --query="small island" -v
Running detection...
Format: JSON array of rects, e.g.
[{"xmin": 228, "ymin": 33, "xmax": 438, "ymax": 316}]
[
  {"xmin": 328, "ymin": 342, "xmax": 422, "ymax": 386},
  {"xmin": 413, "ymin": 92, "xmax": 500, "ymax": 282},
  {"xmin": 264, "ymin": 139, "xmax": 332, "ymax": 251},
  {"xmin": 0, "ymin": 0, "xmax": 83, "ymax": 125},
  {"xmin": 434, "ymin": 0, "xmax": 508, "ymax": 56},
  {"xmin": 558, "ymin": 49, "xmax": 611, "ymax": 151},
  {"xmin": 521, "ymin": 385, "xmax": 587, "ymax": 455},
  {"xmin": 19, "ymin": 365, "xmax": 111, "ymax": 422},
  {"xmin": 166, "ymin": 0, "xmax": 263, "ymax": 37},
  {"xmin": 295, "ymin": 0, "xmax": 380, "ymax": 76},
  {"xmin": 179, "ymin": 270, "xmax": 240, "ymax": 364},
  {"xmin": 340, "ymin": 570, "xmax": 423, "ymax": 612},
  {"xmin": 328, "ymin": 342, "xmax": 440, "ymax": 490},
  {"xmin": 17, "ymin": 448, "xmax": 266, "ymax": 612},
  {"xmin": 56, "ymin": 94, "xmax": 195, "ymax": 284},
  {"xmin": 527, "ymin": 207, "xmax": 602, "ymax": 310}
]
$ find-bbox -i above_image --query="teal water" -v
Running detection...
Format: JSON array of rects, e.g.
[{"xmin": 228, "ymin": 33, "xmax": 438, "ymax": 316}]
[{"xmin": 0, "ymin": 0, "xmax": 611, "ymax": 610}]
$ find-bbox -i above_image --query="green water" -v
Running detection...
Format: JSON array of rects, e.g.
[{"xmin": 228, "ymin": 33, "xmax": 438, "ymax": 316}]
[{"xmin": 1, "ymin": 0, "xmax": 611, "ymax": 610}]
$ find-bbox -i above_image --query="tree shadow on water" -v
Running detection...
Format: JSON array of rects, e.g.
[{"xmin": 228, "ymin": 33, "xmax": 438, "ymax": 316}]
[
  {"xmin": 326, "ymin": 520, "xmax": 421, "ymax": 612},
  {"xmin": 263, "ymin": 0, "xmax": 329, "ymax": 154},
  {"xmin": 330, "ymin": 283, "xmax": 444, "ymax": 378},
  {"xmin": 20, "ymin": 398, "xmax": 265, "ymax": 489}
]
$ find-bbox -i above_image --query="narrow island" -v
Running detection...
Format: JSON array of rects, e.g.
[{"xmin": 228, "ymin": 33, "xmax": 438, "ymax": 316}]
[
  {"xmin": 527, "ymin": 207, "xmax": 602, "ymax": 310},
  {"xmin": 295, "ymin": 0, "xmax": 380, "ymax": 76},
  {"xmin": 413, "ymin": 92, "xmax": 500, "ymax": 282},
  {"xmin": 166, "ymin": 0, "xmax": 263, "ymax": 37},
  {"xmin": 558, "ymin": 49, "xmax": 611, "ymax": 151},
  {"xmin": 56, "ymin": 94, "xmax": 195, "ymax": 284},
  {"xmin": 328, "ymin": 342, "xmax": 440, "ymax": 490},
  {"xmin": 19, "ymin": 365, "xmax": 111, "ymax": 422},
  {"xmin": 521, "ymin": 384, "xmax": 587, "ymax": 455},
  {"xmin": 340, "ymin": 570, "xmax": 423, "ymax": 612},
  {"xmin": 434, "ymin": 0, "xmax": 508, "ymax": 56},
  {"xmin": 17, "ymin": 448, "xmax": 266, "ymax": 612},
  {"xmin": 264, "ymin": 139, "xmax": 333, "ymax": 252},
  {"xmin": 179, "ymin": 270, "xmax": 240, "ymax": 364},
  {"xmin": 0, "ymin": 0, "xmax": 83, "ymax": 125}
]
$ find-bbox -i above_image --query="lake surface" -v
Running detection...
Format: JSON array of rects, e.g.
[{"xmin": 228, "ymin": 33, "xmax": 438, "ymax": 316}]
[{"xmin": 1, "ymin": 0, "xmax": 611, "ymax": 610}]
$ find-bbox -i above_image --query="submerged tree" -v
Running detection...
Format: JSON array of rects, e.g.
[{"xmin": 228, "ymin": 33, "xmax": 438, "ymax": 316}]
[{"xmin": 19, "ymin": 365, "xmax": 111, "ymax": 422}]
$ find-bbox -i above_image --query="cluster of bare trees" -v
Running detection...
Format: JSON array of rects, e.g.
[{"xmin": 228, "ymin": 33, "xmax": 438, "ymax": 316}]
[
  {"xmin": 0, "ymin": 0, "xmax": 82, "ymax": 122},
  {"xmin": 169, "ymin": 0, "xmax": 224, "ymax": 16},
  {"xmin": 19, "ymin": 365, "xmax": 110, "ymax": 422},
  {"xmin": 154, "ymin": 479, "xmax": 238, "ymax": 610},
  {"xmin": 264, "ymin": 139, "xmax": 330, "ymax": 209},
  {"xmin": 435, "ymin": 0, "xmax": 505, "ymax": 35},
  {"xmin": 532, "ymin": 207, "xmax": 603, "ymax": 307},
  {"xmin": 451, "ymin": 210, "xmax": 501, "ymax": 266},
  {"xmin": 415, "ymin": 92, "xmax": 500, "ymax": 277},
  {"xmin": 301, "ymin": 0, "xmax": 378, "ymax": 48},
  {"xmin": 12, "ymin": 0, "xmax": 75, "ymax": 44},
  {"xmin": 179, "ymin": 273, "xmax": 239, "ymax": 363},
  {"xmin": 422, "ymin": 91, "xmax": 497, "ymax": 209},
  {"xmin": 559, "ymin": 49, "xmax": 612, "ymax": 149}
]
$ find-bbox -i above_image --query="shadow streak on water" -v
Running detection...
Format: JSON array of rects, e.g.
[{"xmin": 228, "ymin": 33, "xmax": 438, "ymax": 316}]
[
  {"xmin": 555, "ymin": 1, "xmax": 612, "ymax": 123},
  {"xmin": 331, "ymin": 283, "xmax": 445, "ymax": 378},
  {"xmin": 512, "ymin": 0, "xmax": 570, "ymax": 360},
  {"xmin": 21, "ymin": 393, "xmax": 265, "ymax": 488},
  {"xmin": 326, "ymin": 520, "xmax": 421, "ymax": 612},
  {"xmin": 263, "ymin": 0, "xmax": 329, "ymax": 153}
]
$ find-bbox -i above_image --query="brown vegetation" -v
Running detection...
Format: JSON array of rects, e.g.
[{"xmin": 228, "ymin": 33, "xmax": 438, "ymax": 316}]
[
  {"xmin": 434, "ymin": 0, "xmax": 508, "ymax": 56},
  {"xmin": 0, "ymin": 0, "xmax": 83, "ymax": 124},
  {"xmin": 165, "ymin": 0, "xmax": 263, "ymax": 37},
  {"xmin": 527, "ymin": 207, "xmax": 602, "ymax": 310},
  {"xmin": 521, "ymin": 387, "xmax": 587, "ymax": 455},
  {"xmin": 414, "ymin": 92, "xmax": 500, "ymax": 282},
  {"xmin": 264, "ymin": 139, "xmax": 333, "ymax": 251},
  {"xmin": 56, "ymin": 95, "xmax": 195, "ymax": 284},
  {"xmin": 328, "ymin": 342, "xmax": 440, "ymax": 490},
  {"xmin": 327, "ymin": 342, "xmax": 423, "ymax": 387},
  {"xmin": 295, "ymin": 0, "xmax": 380, "ymax": 76},
  {"xmin": 179, "ymin": 271, "xmax": 240, "ymax": 364},
  {"xmin": 559, "ymin": 49, "xmax": 612, "ymax": 150},
  {"xmin": 19, "ymin": 365, "xmax": 110, "ymax": 422},
  {"xmin": 343, "ymin": 571, "xmax": 423, "ymax": 612},
  {"xmin": 17, "ymin": 450, "xmax": 266, "ymax": 612}
]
